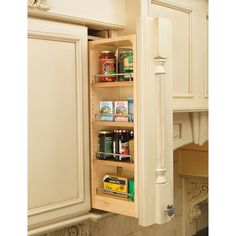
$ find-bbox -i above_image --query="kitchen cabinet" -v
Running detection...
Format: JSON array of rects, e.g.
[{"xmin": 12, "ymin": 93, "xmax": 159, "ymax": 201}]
[
  {"xmin": 28, "ymin": 14, "xmax": 174, "ymax": 233},
  {"xmin": 150, "ymin": 0, "xmax": 208, "ymax": 111},
  {"xmin": 28, "ymin": 18, "xmax": 90, "ymax": 230},
  {"xmin": 28, "ymin": 0, "xmax": 127, "ymax": 30}
]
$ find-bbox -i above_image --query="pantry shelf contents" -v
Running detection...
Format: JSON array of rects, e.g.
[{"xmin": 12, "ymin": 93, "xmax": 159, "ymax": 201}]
[{"xmin": 89, "ymin": 35, "xmax": 138, "ymax": 217}]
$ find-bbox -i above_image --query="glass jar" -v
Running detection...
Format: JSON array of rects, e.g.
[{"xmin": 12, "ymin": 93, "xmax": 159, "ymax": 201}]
[
  {"xmin": 98, "ymin": 131, "xmax": 113, "ymax": 160},
  {"xmin": 99, "ymin": 51, "xmax": 116, "ymax": 82},
  {"xmin": 123, "ymin": 52, "xmax": 133, "ymax": 81}
]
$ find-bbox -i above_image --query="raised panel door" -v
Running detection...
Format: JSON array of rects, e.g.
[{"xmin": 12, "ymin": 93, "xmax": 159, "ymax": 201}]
[{"xmin": 28, "ymin": 19, "xmax": 90, "ymax": 230}]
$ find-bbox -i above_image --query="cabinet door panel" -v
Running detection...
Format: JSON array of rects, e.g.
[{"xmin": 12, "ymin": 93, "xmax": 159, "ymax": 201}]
[
  {"xmin": 151, "ymin": 0, "xmax": 208, "ymax": 111},
  {"xmin": 151, "ymin": 3, "xmax": 191, "ymax": 97},
  {"xmin": 28, "ymin": 38, "xmax": 79, "ymax": 208},
  {"xmin": 28, "ymin": 19, "xmax": 90, "ymax": 229}
]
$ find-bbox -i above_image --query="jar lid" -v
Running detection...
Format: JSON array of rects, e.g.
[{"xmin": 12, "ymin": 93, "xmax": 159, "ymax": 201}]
[
  {"xmin": 124, "ymin": 52, "xmax": 133, "ymax": 56},
  {"xmin": 100, "ymin": 50, "xmax": 115, "ymax": 54},
  {"xmin": 99, "ymin": 131, "xmax": 113, "ymax": 134}
]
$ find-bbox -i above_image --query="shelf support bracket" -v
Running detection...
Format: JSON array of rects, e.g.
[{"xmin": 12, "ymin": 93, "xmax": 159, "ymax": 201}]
[{"xmin": 187, "ymin": 181, "xmax": 208, "ymax": 223}]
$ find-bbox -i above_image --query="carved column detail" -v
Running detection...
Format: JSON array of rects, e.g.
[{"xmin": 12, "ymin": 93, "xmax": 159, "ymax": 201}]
[
  {"xmin": 54, "ymin": 223, "xmax": 89, "ymax": 236},
  {"xmin": 155, "ymin": 55, "xmax": 167, "ymax": 185},
  {"xmin": 28, "ymin": 0, "xmax": 49, "ymax": 10},
  {"xmin": 154, "ymin": 56, "xmax": 166, "ymax": 75},
  {"xmin": 190, "ymin": 112, "xmax": 208, "ymax": 145},
  {"xmin": 187, "ymin": 182, "xmax": 208, "ymax": 222}
]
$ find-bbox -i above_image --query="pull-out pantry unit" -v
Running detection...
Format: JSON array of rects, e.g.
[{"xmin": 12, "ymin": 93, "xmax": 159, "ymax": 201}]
[{"xmin": 89, "ymin": 35, "xmax": 138, "ymax": 218}]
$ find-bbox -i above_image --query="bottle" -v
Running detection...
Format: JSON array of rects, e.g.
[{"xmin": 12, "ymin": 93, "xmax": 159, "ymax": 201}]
[
  {"xmin": 120, "ymin": 130, "xmax": 130, "ymax": 161},
  {"xmin": 113, "ymin": 130, "xmax": 121, "ymax": 161},
  {"xmin": 128, "ymin": 131, "xmax": 134, "ymax": 162},
  {"xmin": 123, "ymin": 52, "xmax": 133, "ymax": 81}
]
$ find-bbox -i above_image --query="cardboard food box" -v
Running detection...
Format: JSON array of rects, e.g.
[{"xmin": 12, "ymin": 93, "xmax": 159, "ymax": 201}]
[
  {"xmin": 103, "ymin": 174, "xmax": 133, "ymax": 198},
  {"xmin": 128, "ymin": 179, "xmax": 134, "ymax": 201},
  {"xmin": 100, "ymin": 101, "xmax": 113, "ymax": 121},
  {"xmin": 114, "ymin": 101, "xmax": 128, "ymax": 122}
]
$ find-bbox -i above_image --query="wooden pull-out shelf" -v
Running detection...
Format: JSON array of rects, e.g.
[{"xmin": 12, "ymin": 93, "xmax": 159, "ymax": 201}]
[
  {"xmin": 91, "ymin": 81, "xmax": 133, "ymax": 88},
  {"xmin": 93, "ymin": 192, "xmax": 136, "ymax": 218},
  {"xmin": 94, "ymin": 159, "xmax": 134, "ymax": 169},
  {"xmin": 92, "ymin": 121, "xmax": 134, "ymax": 127},
  {"xmin": 89, "ymin": 35, "xmax": 137, "ymax": 218}
]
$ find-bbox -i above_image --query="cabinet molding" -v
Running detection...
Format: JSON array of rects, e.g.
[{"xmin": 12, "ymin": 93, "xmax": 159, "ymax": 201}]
[
  {"xmin": 28, "ymin": 0, "xmax": 49, "ymax": 10},
  {"xmin": 191, "ymin": 112, "xmax": 208, "ymax": 145},
  {"xmin": 173, "ymin": 113, "xmax": 193, "ymax": 150},
  {"xmin": 151, "ymin": 0, "xmax": 192, "ymax": 14},
  {"xmin": 173, "ymin": 112, "xmax": 208, "ymax": 150},
  {"xmin": 28, "ymin": 8, "xmax": 125, "ymax": 31},
  {"xmin": 186, "ymin": 180, "xmax": 208, "ymax": 223},
  {"xmin": 203, "ymin": 12, "xmax": 208, "ymax": 99},
  {"xmin": 53, "ymin": 224, "xmax": 89, "ymax": 236}
]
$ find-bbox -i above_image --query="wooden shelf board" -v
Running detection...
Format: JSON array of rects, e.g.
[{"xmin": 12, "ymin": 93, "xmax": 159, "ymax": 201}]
[
  {"xmin": 93, "ymin": 159, "xmax": 134, "ymax": 169},
  {"xmin": 89, "ymin": 35, "xmax": 135, "ymax": 48},
  {"xmin": 93, "ymin": 192, "xmax": 137, "ymax": 218},
  {"xmin": 91, "ymin": 81, "xmax": 133, "ymax": 88},
  {"xmin": 92, "ymin": 121, "xmax": 134, "ymax": 127}
]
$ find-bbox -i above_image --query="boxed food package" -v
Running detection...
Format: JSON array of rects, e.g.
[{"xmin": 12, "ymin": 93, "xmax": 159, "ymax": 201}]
[
  {"xmin": 114, "ymin": 101, "xmax": 128, "ymax": 122},
  {"xmin": 100, "ymin": 101, "xmax": 113, "ymax": 121},
  {"xmin": 103, "ymin": 174, "xmax": 133, "ymax": 198},
  {"xmin": 128, "ymin": 179, "xmax": 134, "ymax": 201},
  {"xmin": 128, "ymin": 98, "xmax": 134, "ymax": 122}
]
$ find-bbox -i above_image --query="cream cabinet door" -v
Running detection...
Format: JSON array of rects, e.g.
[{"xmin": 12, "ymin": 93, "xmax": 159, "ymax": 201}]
[
  {"xmin": 28, "ymin": 19, "xmax": 90, "ymax": 229},
  {"xmin": 150, "ymin": 0, "xmax": 208, "ymax": 111}
]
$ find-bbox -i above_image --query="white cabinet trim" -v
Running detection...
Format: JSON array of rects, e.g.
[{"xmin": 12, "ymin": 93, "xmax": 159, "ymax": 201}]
[
  {"xmin": 137, "ymin": 16, "xmax": 173, "ymax": 226},
  {"xmin": 203, "ymin": 12, "xmax": 208, "ymax": 99}
]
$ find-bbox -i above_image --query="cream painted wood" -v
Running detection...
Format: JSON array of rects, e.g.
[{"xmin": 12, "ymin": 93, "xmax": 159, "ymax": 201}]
[
  {"xmin": 40, "ymin": 0, "xmax": 126, "ymax": 29},
  {"xmin": 173, "ymin": 111, "xmax": 208, "ymax": 149},
  {"xmin": 191, "ymin": 112, "xmax": 208, "ymax": 145},
  {"xmin": 173, "ymin": 113, "xmax": 193, "ymax": 150},
  {"xmin": 150, "ymin": 0, "xmax": 208, "ymax": 111},
  {"xmin": 118, "ymin": 0, "xmax": 141, "ymax": 36},
  {"xmin": 28, "ymin": 18, "xmax": 90, "ymax": 230},
  {"xmin": 137, "ymin": 17, "xmax": 173, "ymax": 226},
  {"xmin": 151, "ymin": 2, "xmax": 192, "ymax": 98}
]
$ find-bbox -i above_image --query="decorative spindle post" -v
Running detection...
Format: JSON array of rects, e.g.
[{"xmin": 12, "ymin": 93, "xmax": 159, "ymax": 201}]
[{"xmin": 154, "ymin": 56, "xmax": 167, "ymax": 185}]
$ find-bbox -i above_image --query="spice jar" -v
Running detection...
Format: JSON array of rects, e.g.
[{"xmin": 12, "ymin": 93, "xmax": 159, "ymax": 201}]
[{"xmin": 99, "ymin": 51, "xmax": 116, "ymax": 82}]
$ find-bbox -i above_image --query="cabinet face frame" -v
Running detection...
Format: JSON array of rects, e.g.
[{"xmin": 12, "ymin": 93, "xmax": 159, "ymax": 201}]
[{"xmin": 28, "ymin": 19, "xmax": 90, "ymax": 228}]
